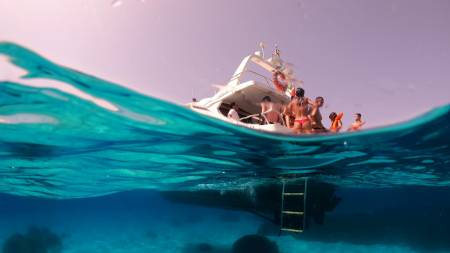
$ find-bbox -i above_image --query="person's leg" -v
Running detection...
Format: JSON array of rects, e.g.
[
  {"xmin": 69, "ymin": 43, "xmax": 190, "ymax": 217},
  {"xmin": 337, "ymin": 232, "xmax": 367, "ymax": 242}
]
[
  {"xmin": 288, "ymin": 116, "xmax": 295, "ymax": 128},
  {"xmin": 298, "ymin": 121, "xmax": 306, "ymax": 134},
  {"xmin": 303, "ymin": 120, "xmax": 312, "ymax": 134},
  {"xmin": 293, "ymin": 122, "xmax": 302, "ymax": 134},
  {"xmin": 284, "ymin": 115, "xmax": 291, "ymax": 128}
]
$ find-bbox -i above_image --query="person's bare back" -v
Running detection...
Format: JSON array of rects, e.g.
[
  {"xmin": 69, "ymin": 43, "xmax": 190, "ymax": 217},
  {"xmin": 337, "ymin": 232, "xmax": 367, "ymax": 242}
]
[
  {"xmin": 291, "ymin": 97, "xmax": 308, "ymax": 118},
  {"xmin": 290, "ymin": 88, "xmax": 312, "ymax": 134},
  {"xmin": 310, "ymin": 97, "xmax": 326, "ymax": 132},
  {"xmin": 260, "ymin": 96, "xmax": 280, "ymax": 124}
]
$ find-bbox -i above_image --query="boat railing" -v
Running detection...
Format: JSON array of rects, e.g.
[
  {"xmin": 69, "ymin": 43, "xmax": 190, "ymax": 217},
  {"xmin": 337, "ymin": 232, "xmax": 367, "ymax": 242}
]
[
  {"xmin": 239, "ymin": 111, "xmax": 286, "ymax": 126},
  {"xmin": 229, "ymin": 69, "xmax": 276, "ymax": 91}
]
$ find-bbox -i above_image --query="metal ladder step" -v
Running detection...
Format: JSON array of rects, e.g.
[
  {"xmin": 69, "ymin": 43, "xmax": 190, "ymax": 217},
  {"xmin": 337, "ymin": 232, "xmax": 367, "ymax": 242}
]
[
  {"xmin": 282, "ymin": 211, "xmax": 304, "ymax": 215},
  {"xmin": 283, "ymin": 192, "xmax": 304, "ymax": 196},
  {"xmin": 280, "ymin": 228, "xmax": 303, "ymax": 233}
]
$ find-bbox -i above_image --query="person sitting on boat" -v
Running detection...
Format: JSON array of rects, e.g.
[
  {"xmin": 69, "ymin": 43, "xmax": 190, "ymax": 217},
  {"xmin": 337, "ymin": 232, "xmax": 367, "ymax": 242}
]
[
  {"xmin": 310, "ymin": 96, "xmax": 327, "ymax": 133},
  {"xmin": 329, "ymin": 112, "xmax": 344, "ymax": 133},
  {"xmin": 287, "ymin": 87, "xmax": 313, "ymax": 134},
  {"xmin": 227, "ymin": 102, "xmax": 240, "ymax": 121},
  {"xmin": 260, "ymin": 96, "xmax": 281, "ymax": 124},
  {"xmin": 348, "ymin": 113, "xmax": 365, "ymax": 131}
]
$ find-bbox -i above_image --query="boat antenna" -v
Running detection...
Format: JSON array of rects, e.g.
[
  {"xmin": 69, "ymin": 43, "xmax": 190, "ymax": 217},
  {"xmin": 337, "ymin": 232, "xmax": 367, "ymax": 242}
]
[{"xmin": 259, "ymin": 42, "xmax": 266, "ymax": 58}]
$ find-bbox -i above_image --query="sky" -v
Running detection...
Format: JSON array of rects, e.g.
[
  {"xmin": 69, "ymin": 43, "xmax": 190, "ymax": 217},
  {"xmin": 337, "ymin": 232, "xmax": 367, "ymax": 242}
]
[{"xmin": 0, "ymin": 0, "xmax": 449, "ymax": 127}]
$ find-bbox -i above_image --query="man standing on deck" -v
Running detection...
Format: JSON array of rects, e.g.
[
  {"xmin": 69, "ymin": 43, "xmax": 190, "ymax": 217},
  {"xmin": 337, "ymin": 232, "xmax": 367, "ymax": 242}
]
[{"xmin": 310, "ymin": 96, "xmax": 327, "ymax": 133}]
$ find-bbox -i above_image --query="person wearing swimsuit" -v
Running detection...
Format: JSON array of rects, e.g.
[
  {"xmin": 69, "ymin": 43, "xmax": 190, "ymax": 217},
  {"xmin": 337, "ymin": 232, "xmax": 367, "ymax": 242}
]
[
  {"xmin": 260, "ymin": 96, "xmax": 281, "ymax": 124},
  {"xmin": 348, "ymin": 113, "xmax": 365, "ymax": 131},
  {"xmin": 289, "ymin": 88, "xmax": 313, "ymax": 134},
  {"xmin": 310, "ymin": 96, "xmax": 327, "ymax": 133},
  {"xmin": 283, "ymin": 96, "xmax": 296, "ymax": 128},
  {"xmin": 227, "ymin": 102, "xmax": 240, "ymax": 121},
  {"xmin": 329, "ymin": 112, "xmax": 344, "ymax": 133}
]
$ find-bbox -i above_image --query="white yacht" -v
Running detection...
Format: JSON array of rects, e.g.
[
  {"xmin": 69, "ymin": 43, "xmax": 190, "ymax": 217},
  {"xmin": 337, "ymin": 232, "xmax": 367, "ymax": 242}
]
[{"xmin": 188, "ymin": 46, "xmax": 303, "ymax": 134}]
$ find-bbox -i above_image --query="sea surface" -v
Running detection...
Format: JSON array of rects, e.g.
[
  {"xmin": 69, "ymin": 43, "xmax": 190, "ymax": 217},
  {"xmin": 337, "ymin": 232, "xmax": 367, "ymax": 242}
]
[{"xmin": 0, "ymin": 42, "xmax": 449, "ymax": 253}]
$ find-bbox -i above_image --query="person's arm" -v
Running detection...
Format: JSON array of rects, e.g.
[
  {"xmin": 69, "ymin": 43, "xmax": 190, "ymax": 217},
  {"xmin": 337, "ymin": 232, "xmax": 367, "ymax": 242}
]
[
  {"xmin": 310, "ymin": 104, "xmax": 318, "ymax": 117},
  {"xmin": 260, "ymin": 103, "xmax": 266, "ymax": 114},
  {"xmin": 286, "ymin": 101, "xmax": 294, "ymax": 114},
  {"xmin": 261, "ymin": 103, "xmax": 275, "ymax": 115},
  {"xmin": 338, "ymin": 121, "xmax": 343, "ymax": 131},
  {"xmin": 347, "ymin": 124, "xmax": 354, "ymax": 131}
]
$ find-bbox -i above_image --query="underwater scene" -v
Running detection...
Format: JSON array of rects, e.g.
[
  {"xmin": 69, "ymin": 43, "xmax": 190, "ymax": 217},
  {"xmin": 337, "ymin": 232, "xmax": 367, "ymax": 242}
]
[{"xmin": 1, "ymin": 42, "xmax": 450, "ymax": 253}]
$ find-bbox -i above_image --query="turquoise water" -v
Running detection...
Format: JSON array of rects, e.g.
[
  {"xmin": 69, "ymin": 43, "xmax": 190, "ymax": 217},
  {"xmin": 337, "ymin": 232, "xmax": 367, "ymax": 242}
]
[{"xmin": 0, "ymin": 42, "xmax": 449, "ymax": 252}]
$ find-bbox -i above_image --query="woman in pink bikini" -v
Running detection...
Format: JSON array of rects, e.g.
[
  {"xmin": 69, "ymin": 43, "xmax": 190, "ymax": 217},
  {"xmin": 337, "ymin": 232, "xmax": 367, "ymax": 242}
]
[{"xmin": 288, "ymin": 88, "xmax": 313, "ymax": 134}]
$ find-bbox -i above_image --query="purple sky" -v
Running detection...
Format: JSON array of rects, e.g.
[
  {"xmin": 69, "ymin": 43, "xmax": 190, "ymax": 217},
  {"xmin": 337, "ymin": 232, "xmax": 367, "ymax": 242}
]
[{"xmin": 1, "ymin": 0, "xmax": 449, "ymax": 127}]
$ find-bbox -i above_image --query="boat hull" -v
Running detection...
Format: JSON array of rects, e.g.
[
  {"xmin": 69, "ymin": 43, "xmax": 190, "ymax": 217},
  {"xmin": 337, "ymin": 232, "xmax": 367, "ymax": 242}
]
[{"xmin": 189, "ymin": 106, "xmax": 293, "ymax": 135}]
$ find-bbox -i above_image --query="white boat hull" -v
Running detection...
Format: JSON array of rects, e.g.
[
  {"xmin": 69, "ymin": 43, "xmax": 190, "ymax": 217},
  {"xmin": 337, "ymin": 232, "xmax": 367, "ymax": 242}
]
[{"xmin": 190, "ymin": 105, "xmax": 294, "ymax": 135}]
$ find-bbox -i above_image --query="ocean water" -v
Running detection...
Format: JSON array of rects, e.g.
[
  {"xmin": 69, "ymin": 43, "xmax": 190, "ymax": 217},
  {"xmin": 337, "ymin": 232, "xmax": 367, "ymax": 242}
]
[{"xmin": 0, "ymin": 42, "xmax": 449, "ymax": 253}]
